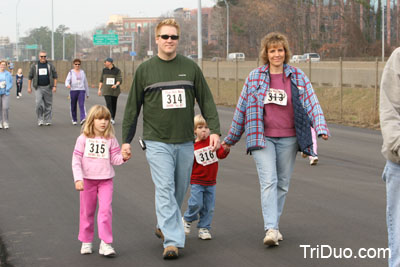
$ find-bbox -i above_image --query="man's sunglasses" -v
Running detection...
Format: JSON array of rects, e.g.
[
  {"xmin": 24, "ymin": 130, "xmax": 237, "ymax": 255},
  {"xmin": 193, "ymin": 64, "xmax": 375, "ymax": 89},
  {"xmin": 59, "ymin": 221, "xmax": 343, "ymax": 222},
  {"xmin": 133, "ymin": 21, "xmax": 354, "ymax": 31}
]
[
  {"xmin": 40, "ymin": 56, "xmax": 47, "ymax": 58},
  {"xmin": 74, "ymin": 64, "xmax": 80, "ymax": 66},
  {"xmin": 158, "ymin": 35, "xmax": 179, "ymax": 40}
]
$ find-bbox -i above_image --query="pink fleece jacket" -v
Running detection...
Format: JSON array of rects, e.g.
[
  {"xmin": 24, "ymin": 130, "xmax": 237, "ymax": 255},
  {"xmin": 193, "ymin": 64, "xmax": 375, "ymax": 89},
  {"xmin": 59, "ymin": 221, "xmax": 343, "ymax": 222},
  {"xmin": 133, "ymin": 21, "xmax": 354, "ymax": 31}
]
[{"xmin": 72, "ymin": 134, "xmax": 125, "ymax": 182}]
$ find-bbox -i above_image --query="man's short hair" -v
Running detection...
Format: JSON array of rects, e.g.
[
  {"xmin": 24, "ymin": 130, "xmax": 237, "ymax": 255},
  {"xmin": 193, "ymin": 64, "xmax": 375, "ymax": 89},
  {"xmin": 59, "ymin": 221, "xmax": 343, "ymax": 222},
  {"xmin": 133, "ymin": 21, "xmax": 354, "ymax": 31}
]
[
  {"xmin": 155, "ymin": 18, "xmax": 181, "ymax": 37},
  {"xmin": 259, "ymin": 32, "xmax": 291, "ymax": 65},
  {"xmin": 39, "ymin": 50, "xmax": 47, "ymax": 55}
]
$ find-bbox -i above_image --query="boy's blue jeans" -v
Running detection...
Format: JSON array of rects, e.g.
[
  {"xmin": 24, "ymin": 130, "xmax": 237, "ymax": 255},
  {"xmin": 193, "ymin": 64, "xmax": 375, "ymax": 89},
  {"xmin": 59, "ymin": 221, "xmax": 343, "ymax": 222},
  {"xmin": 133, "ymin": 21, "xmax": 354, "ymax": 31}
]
[{"xmin": 184, "ymin": 184, "xmax": 217, "ymax": 230}]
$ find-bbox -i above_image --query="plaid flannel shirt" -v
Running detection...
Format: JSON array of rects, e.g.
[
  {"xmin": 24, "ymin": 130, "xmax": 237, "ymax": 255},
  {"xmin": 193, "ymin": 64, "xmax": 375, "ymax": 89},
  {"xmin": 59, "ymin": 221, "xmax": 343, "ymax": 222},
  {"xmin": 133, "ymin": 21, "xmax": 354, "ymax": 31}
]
[{"xmin": 224, "ymin": 64, "xmax": 329, "ymax": 153}]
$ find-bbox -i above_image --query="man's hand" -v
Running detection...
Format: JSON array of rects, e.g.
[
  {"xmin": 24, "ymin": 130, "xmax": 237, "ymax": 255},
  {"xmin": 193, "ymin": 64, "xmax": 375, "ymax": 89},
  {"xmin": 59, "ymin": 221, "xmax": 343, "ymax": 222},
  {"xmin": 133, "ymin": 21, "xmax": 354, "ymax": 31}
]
[
  {"xmin": 209, "ymin": 134, "xmax": 220, "ymax": 152},
  {"xmin": 75, "ymin": 181, "xmax": 84, "ymax": 191},
  {"xmin": 52, "ymin": 86, "xmax": 57, "ymax": 93},
  {"xmin": 97, "ymin": 89, "xmax": 102, "ymax": 96},
  {"xmin": 111, "ymin": 85, "xmax": 117, "ymax": 89},
  {"xmin": 27, "ymin": 87, "xmax": 32, "ymax": 94},
  {"xmin": 121, "ymin": 143, "xmax": 132, "ymax": 160}
]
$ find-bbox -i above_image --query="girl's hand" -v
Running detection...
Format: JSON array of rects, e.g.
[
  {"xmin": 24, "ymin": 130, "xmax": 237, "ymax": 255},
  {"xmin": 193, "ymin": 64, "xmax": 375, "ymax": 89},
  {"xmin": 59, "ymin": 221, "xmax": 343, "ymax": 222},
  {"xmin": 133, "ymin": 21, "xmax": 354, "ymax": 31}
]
[
  {"xmin": 75, "ymin": 181, "xmax": 84, "ymax": 191},
  {"xmin": 321, "ymin": 134, "xmax": 328, "ymax": 140},
  {"xmin": 67, "ymin": 85, "xmax": 71, "ymax": 89}
]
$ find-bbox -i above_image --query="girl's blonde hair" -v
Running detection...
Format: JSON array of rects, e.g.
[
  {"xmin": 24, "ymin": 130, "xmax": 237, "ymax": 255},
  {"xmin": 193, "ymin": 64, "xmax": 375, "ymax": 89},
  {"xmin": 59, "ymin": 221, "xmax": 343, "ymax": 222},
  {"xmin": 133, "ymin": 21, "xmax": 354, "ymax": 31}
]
[
  {"xmin": 17, "ymin": 68, "xmax": 22, "ymax": 74},
  {"xmin": 82, "ymin": 105, "xmax": 114, "ymax": 138},
  {"xmin": 259, "ymin": 32, "xmax": 291, "ymax": 65},
  {"xmin": 194, "ymin": 114, "xmax": 207, "ymax": 130}
]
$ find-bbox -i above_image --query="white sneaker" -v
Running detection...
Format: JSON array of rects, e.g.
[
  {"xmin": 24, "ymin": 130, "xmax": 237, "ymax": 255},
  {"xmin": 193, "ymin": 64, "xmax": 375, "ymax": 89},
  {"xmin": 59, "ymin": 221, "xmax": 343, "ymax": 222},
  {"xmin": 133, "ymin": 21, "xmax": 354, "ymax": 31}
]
[
  {"xmin": 72, "ymin": 121, "xmax": 77, "ymax": 125},
  {"xmin": 16, "ymin": 96, "xmax": 20, "ymax": 99},
  {"xmin": 18, "ymin": 92, "xmax": 22, "ymax": 97},
  {"xmin": 3, "ymin": 122, "xmax": 9, "ymax": 129},
  {"xmin": 111, "ymin": 119, "xmax": 115, "ymax": 125},
  {"xmin": 263, "ymin": 229, "xmax": 279, "ymax": 246},
  {"xmin": 0, "ymin": 123, "xmax": 2, "ymax": 129},
  {"xmin": 99, "ymin": 240, "xmax": 116, "ymax": 257},
  {"xmin": 80, "ymin": 119, "xmax": 86, "ymax": 125},
  {"xmin": 198, "ymin": 228, "xmax": 212, "ymax": 240},
  {"xmin": 80, "ymin": 242, "xmax": 93, "ymax": 254},
  {"xmin": 182, "ymin": 217, "xmax": 192, "ymax": 235},
  {"xmin": 310, "ymin": 156, "xmax": 319, "ymax": 165},
  {"xmin": 38, "ymin": 120, "xmax": 44, "ymax": 126},
  {"xmin": 45, "ymin": 122, "xmax": 52, "ymax": 126},
  {"xmin": 277, "ymin": 230, "xmax": 283, "ymax": 241}
]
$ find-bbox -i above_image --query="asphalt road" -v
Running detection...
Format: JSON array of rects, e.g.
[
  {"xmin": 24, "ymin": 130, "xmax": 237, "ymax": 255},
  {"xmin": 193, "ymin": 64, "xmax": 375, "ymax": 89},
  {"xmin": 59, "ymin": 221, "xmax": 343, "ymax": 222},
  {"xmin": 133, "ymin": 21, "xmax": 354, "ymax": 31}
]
[{"xmin": 0, "ymin": 80, "xmax": 388, "ymax": 267}]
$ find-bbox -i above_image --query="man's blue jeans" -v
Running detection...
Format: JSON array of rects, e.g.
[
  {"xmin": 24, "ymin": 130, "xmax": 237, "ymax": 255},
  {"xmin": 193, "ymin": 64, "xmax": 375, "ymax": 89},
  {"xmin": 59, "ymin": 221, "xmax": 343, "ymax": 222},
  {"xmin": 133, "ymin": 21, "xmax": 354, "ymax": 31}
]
[
  {"xmin": 252, "ymin": 137, "xmax": 298, "ymax": 230},
  {"xmin": 184, "ymin": 184, "xmax": 216, "ymax": 230},
  {"xmin": 145, "ymin": 140, "xmax": 194, "ymax": 248},
  {"xmin": 383, "ymin": 160, "xmax": 400, "ymax": 267}
]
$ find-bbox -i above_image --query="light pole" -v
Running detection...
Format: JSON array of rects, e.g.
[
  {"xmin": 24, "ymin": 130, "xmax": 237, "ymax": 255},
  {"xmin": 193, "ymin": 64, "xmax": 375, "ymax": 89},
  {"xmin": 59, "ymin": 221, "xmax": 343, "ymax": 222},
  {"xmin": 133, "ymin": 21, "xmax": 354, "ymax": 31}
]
[
  {"xmin": 382, "ymin": 0, "xmax": 384, "ymax": 62},
  {"xmin": 197, "ymin": 0, "xmax": 202, "ymax": 61},
  {"xmin": 62, "ymin": 33, "xmax": 65, "ymax": 60},
  {"xmin": 74, "ymin": 33, "xmax": 77, "ymax": 59},
  {"xmin": 16, "ymin": 0, "xmax": 21, "ymax": 61},
  {"xmin": 223, "ymin": 0, "xmax": 229, "ymax": 59},
  {"xmin": 51, "ymin": 0, "xmax": 54, "ymax": 60}
]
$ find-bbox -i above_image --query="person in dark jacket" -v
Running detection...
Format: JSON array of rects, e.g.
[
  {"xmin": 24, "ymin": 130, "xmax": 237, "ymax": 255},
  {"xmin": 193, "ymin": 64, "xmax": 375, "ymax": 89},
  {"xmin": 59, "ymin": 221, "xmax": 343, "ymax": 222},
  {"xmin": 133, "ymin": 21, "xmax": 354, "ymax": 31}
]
[
  {"xmin": 98, "ymin": 58, "xmax": 122, "ymax": 125},
  {"xmin": 27, "ymin": 51, "xmax": 58, "ymax": 126},
  {"xmin": 222, "ymin": 32, "xmax": 329, "ymax": 247}
]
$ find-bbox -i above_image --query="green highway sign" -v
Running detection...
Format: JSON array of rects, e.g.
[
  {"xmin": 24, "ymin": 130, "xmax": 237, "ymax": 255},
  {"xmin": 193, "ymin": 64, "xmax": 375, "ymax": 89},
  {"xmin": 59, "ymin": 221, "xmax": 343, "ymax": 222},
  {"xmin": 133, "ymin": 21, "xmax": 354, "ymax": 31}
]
[
  {"xmin": 25, "ymin": 44, "xmax": 38, "ymax": 49},
  {"xmin": 93, "ymin": 34, "xmax": 119, "ymax": 45}
]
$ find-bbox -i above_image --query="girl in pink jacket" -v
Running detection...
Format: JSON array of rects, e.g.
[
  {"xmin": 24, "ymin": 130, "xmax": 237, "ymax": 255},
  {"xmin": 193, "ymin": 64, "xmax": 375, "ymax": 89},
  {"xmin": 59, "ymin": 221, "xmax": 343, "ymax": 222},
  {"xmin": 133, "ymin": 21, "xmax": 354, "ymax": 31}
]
[{"xmin": 72, "ymin": 105, "xmax": 129, "ymax": 257}]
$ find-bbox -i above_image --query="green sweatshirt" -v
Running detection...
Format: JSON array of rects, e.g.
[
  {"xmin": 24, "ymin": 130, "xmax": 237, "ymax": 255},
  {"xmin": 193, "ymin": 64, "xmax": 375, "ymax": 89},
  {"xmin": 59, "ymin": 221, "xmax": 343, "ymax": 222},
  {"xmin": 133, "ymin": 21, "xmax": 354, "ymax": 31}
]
[{"xmin": 122, "ymin": 54, "xmax": 220, "ymax": 144}]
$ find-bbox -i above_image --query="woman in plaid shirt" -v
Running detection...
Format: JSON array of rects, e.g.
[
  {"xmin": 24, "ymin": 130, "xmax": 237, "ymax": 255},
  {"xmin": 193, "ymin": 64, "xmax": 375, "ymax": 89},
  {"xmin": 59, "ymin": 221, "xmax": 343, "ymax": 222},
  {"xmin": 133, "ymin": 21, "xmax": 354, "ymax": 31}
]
[{"xmin": 222, "ymin": 32, "xmax": 329, "ymax": 246}]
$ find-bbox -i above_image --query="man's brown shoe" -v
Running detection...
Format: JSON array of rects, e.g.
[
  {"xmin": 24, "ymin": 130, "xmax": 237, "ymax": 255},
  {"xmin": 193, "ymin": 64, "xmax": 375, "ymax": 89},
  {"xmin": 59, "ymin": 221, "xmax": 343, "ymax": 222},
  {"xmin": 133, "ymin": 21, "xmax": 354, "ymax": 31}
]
[
  {"xmin": 163, "ymin": 246, "xmax": 178, "ymax": 259},
  {"xmin": 155, "ymin": 228, "xmax": 164, "ymax": 241}
]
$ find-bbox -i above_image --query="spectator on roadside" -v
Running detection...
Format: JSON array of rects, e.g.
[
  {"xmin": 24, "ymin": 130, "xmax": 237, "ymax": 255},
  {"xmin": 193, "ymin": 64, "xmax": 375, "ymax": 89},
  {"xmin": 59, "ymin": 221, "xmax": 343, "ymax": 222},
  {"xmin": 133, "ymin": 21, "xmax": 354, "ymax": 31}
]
[
  {"xmin": 380, "ymin": 47, "xmax": 400, "ymax": 267},
  {"xmin": 16, "ymin": 68, "xmax": 23, "ymax": 99},
  {"xmin": 222, "ymin": 32, "xmax": 329, "ymax": 247},
  {"xmin": 121, "ymin": 18, "xmax": 220, "ymax": 259},
  {"xmin": 0, "ymin": 60, "xmax": 13, "ymax": 129},
  {"xmin": 98, "ymin": 58, "xmax": 122, "ymax": 125},
  {"xmin": 65, "ymin": 59, "xmax": 89, "ymax": 125},
  {"xmin": 27, "ymin": 51, "xmax": 58, "ymax": 126}
]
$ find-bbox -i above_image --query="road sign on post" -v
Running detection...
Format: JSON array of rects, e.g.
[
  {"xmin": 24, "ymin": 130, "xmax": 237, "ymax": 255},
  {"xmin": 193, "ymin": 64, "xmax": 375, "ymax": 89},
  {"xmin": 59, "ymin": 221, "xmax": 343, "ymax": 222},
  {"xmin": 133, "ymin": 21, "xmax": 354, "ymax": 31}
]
[
  {"xmin": 25, "ymin": 44, "xmax": 38, "ymax": 50},
  {"xmin": 93, "ymin": 34, "xmax": 119, "ymax": 45}
]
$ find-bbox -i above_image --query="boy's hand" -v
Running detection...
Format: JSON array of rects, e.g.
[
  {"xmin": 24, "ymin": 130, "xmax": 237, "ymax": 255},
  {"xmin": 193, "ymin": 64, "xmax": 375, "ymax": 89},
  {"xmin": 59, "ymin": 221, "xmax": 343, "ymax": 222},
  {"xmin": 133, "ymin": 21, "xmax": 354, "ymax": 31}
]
[
  {"xmin": 221, "ymin": 141, "xmax": 231, "ymax": 153},
  {"xmin": 75, "ymin": 181, "xmax": 84, "ymax": 191}
]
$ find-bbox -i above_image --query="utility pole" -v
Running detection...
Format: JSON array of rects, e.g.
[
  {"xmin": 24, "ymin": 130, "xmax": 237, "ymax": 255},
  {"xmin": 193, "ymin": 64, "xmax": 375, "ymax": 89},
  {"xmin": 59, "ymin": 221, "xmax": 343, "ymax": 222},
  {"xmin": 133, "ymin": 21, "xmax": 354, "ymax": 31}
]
[
  {"xmin": 62, "ymin": 33, "xmax": 65, "ymax": 60},
  {"xmin": 16, "ymin": 0, "xmax": 21, "ymax": 61},
  {"xmin": 223, "ymin": 0, "xmax": 229, "ymax": 59},
  {"xmin": 197, "ymin": 0, "xmax": 202, "ymax": 62},
  {"xmin": 382, "ymin": 0, "xmax": 385, "ymax": 62},
  {"xmin": 51, "ymin": 0, "xmax": 54, "ymax": 60}
]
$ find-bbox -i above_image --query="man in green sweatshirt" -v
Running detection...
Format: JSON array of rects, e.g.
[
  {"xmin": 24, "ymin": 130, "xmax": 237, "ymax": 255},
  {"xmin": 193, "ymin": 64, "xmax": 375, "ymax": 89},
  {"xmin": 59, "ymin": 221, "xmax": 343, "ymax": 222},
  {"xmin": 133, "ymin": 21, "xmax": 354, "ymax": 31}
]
[{"xmin": 121, "ymin": 18, "xmax": 220, "ymax": 259}]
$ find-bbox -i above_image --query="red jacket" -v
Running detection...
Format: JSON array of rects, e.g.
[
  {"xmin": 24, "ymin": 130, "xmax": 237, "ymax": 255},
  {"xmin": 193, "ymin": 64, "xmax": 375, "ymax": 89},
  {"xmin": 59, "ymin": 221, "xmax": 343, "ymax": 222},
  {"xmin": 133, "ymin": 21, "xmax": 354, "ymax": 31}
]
[{"xmin": 191, "ymin": 136, "xmax": 229, "ymax": 186}]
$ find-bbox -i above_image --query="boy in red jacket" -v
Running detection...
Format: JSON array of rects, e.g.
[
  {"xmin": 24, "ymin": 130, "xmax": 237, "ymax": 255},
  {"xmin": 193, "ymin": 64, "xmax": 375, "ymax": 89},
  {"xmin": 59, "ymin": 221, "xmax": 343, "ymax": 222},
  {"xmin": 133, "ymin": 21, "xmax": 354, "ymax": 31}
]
[{"xmin": 182, "ymin": 115, "xmax": 230, "ymax": 240}]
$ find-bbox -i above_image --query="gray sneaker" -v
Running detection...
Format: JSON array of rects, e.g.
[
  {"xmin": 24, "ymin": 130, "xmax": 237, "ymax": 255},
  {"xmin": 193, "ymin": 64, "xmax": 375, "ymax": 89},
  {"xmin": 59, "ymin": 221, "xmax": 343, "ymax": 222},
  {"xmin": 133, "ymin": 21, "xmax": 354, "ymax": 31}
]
[
  {"xmin": 38, "ymin": 120, "xmax": 44, "ymax": 126},
  {"xmin": 198, "ymin": 228, "xmax": 212, "ymax": 240},
  {"xmin": 263, "ymin": 229, "xmax": 279, "ymax": 246}
]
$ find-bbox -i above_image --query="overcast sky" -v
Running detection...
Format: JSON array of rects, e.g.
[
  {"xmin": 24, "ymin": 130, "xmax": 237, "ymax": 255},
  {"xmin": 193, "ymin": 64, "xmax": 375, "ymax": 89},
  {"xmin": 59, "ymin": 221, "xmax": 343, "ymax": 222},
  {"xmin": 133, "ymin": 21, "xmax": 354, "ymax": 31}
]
[{"xmin": 1, "ymin": 0, "xmax": 216, "ymax": 42}]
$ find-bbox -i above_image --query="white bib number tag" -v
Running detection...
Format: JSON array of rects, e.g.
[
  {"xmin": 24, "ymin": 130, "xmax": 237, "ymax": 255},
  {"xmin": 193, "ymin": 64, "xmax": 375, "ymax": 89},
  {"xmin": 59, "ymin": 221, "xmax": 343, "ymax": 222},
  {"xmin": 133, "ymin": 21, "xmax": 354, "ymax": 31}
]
[
  {"xmin": 264, "ymin": 88, "xmax": 287, "ymax": 106},
  {"xmin": 39, "ymin": 68, "xmax": 48, "ymax": 76},
  {"xmin": 84, "ymin": 138, "xmax": 109, "ymax": 159},
  {"xmin": 0, "ymin": 81, "xmax": 6, "ymax": 89},
  {"xmin": 194, "ymin": 146, "xmax": 218, "ymax": 166},
  {"xmin": 106, "ymin": 78, "xmax": 115, "ymax": 85},
  {"xmin": 162, "ymin": 89, "xmax": 186, "ymax": 109}
]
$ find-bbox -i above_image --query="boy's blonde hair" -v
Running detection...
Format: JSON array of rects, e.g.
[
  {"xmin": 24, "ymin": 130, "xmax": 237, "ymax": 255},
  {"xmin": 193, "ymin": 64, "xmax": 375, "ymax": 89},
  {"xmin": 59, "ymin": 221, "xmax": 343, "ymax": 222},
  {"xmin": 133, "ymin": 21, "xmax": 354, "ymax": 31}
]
[
  {"xmin": 82, "ymin": 105, "xmax": 115, "ymax": 138},
  {"xmin": 155, "ymin": 18, "xmax": 181, "ymax": 37},
  {"xmin": 17, "ymin": 68, "xmax": 22, "ymax": 74},
  {"xmin": 194, "ymin": 114, "xmax": 207, "ymax": 130}
]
